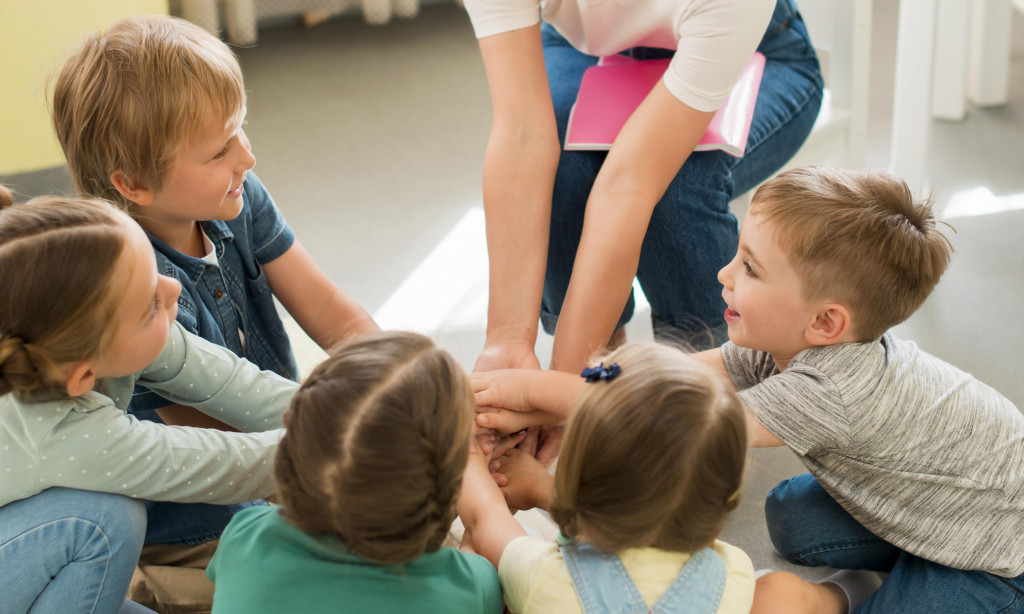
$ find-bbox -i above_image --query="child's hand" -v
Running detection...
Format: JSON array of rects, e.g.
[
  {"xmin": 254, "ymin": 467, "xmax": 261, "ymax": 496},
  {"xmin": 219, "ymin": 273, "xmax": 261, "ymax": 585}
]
[
  {"xmin": 491, "ymin": 448, "xmax": 554, "ymax": 511},
  {"xmin": 471, "ymin": 369, "xmax": 534, "ymax": 414}
]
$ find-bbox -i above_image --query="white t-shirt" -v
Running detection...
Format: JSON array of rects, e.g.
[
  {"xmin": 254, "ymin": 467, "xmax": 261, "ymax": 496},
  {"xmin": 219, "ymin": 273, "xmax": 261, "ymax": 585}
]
[{"xmin": 462, "ymin": 0, "xmax": 775, "ymax": 112}]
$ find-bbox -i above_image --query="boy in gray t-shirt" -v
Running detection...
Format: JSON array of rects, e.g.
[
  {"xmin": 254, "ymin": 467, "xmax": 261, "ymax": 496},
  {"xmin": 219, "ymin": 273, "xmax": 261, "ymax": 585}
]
[{"xmin": 697, "ymin": 167, "xmax": 1024, "ymax": 613}]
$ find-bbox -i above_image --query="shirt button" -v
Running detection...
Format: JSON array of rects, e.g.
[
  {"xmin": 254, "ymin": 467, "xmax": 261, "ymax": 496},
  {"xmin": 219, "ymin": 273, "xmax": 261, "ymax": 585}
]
[{"xmin": 214, "ymin": 289, "xmax": 224, "ymax": 299}]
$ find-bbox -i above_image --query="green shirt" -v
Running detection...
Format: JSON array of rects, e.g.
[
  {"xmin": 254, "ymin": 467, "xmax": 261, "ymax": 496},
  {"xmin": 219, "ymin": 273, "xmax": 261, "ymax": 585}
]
[
  {"xmin": 208, "ymin": 506, "xmax": 503, "ymax": 614},
  {"xmin": 0, "ymin": 321, "xmax": 297, "ymax": 507}
]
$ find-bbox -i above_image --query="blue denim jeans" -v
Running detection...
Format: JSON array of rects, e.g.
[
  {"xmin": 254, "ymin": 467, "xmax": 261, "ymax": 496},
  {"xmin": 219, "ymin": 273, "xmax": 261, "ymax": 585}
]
[
  {"xmin": 0, "ymin": 488, "xmax": 155, "ymax": 614},
  {"xmin": 767, "ymin": 474, "xmax": 1024, "ymax": 613},
  {"xmin": 539, "ymin": 0, "xmax": 823, "ymax": 348}
]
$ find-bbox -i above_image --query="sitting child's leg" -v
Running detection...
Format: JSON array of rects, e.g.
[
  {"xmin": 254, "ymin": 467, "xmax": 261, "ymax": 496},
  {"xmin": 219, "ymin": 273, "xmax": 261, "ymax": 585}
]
[
  {"xmin": 766, "ymin": 473, "xmax": 899, "ymax": 571},
  {"xmin": 751, "ymin": 571, "xmax": 848, "ymax": 614},
  {"xmin": 0, "ymin": 488, "xmax": 148, "ymax": 613},
  {"xmin": 855, "ymin": 551, "xmax": 1024, "ymax": 614}
]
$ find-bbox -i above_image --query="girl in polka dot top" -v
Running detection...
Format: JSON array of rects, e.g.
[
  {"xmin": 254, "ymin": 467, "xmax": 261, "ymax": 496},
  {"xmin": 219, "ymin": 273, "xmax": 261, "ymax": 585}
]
[{"xmin": 0, "ymin": 186, "xmax": 297, "ymax": 612}]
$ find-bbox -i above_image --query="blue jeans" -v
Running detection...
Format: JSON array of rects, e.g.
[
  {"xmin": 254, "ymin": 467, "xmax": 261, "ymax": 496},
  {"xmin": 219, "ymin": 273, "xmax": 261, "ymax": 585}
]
[
  {"xmin": 539, "ymin": 0, "xmax": 823, "ymax": 348},
  {"xmin": 0, "ymin": 488, "xmax": 155, "ymax": 614},
  {"xmin": 767, "ymin": 474, "xmax": 1024, "ymax": 613}
]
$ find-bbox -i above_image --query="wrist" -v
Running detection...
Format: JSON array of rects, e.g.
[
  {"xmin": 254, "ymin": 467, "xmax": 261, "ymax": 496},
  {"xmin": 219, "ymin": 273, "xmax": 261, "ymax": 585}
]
[{"xmin": 531, "ymin": 474, "xmax": 554, "ymax": 511}]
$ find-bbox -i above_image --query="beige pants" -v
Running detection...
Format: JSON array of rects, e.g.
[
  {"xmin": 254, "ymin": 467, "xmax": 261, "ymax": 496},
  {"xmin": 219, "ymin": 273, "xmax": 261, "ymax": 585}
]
[{"xmin": 128, "ymin": 541, "xmax": 218, "ymax": 614}]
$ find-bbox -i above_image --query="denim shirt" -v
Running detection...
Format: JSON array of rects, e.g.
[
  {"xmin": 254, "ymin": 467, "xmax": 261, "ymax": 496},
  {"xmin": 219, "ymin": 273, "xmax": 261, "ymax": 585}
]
[{"xmin": 131, "ymin": 172, "xmax": 299, "ymax": 418}]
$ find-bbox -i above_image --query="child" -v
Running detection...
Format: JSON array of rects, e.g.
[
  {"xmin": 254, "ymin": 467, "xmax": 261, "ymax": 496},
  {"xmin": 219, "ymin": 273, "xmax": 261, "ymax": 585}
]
[
  {"xmin": 206, "ymin": 331, "xmax": 503, "ymax": 613},
  {"xmin": 49, "ymin": 14, "xmax": 377, "ymax": 587},
  {"xmin": 0, "ymin": 187, "xmax": 296, "ymax": 612},
  {"xmin": 695, "ymin": 166, "xmax": 1024, "ymax": 613},
  {"xmin": 462, "ymin": 342, "xmax": 756, "ymax": 614}
]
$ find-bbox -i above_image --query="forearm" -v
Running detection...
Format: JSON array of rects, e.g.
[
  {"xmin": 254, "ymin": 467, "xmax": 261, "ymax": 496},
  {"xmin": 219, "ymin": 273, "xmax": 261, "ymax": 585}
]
[
  {"xmin": 478, "ymin": 27, "xmax": 560, "ymax": 349},
  {"xmin": 293, "ymin": 284, "xmax": 379, "ymax": 349},
  {"xmin": 550, "ymin": 83, "xmax": 715, "ymax": 373},
  {"xmin": 481, "ymin": 133, "xmax": 559, "ymax": 348},
  {"xmin": 458, "ymin": 458, "xmax": 528, "ymax": 568},
  {"xmin": 524, "ymin": 370, "xmax": 583, "ymax": 418},
  {"xmin": 263, "ymin": 241, "xmax": 379, "ymax": 349}
]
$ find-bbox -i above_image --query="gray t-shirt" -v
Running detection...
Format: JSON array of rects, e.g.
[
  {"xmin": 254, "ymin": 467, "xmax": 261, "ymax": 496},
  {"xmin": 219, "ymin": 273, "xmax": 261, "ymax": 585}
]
[{"xmin": 722, "ymin": 334, "xmax": 1024, "ymax": 577}]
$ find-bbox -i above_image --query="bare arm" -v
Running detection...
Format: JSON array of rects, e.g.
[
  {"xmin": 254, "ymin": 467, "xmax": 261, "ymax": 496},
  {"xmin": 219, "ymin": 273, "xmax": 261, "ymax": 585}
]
[
  {"xmin": 550, "ymin": 83, "xmax": 715, "ymax": 373},
  {"xmin": 473, "ymin": 25, "xmax": 561, "ymax": 373},
  {"xmin": 472, "ymin": 369, "xmax": 583, "ymax": 433},
  {"xmin": 263, "ymin": 240, "xmax": 379, "ymax": 349},
  {"xmin": 457, "ymin": 445, "xmax": 528, "ymax": 569},
  {"xmin": 692, "ymin": 348, "xmax": 785, "ymax": 448}
]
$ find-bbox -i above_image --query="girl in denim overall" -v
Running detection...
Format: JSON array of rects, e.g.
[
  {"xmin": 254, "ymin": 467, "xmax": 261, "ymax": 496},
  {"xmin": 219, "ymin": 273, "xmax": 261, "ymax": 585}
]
[{"xmin": 459, "ymin": 342, "xmax": 755, "ymax": 614}]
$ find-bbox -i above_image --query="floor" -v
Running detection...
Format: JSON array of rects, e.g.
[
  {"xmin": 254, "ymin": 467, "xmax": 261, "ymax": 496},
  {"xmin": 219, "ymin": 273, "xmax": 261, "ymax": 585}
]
[{"xmin": 3, "ymin": 0, "xmax": 1022, "ymax": 581}]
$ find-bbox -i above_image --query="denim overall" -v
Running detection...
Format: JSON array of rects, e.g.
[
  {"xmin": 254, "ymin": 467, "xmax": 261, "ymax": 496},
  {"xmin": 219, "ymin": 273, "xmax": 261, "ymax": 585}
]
[{"xmin": 558, "ymin": 536, "xmax": 727, "ymax": 614}]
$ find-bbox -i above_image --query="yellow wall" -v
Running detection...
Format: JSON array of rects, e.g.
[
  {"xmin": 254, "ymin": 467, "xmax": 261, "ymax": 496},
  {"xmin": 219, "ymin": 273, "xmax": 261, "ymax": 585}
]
[{"xmin": 0, "ymin": 1, "xmax": 168, "ymax": 174}]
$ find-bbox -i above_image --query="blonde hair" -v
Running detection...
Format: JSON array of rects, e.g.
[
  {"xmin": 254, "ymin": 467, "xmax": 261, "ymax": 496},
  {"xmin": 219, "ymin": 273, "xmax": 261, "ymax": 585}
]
[
  {"xmin": 51, "ymin": 15, "xmax": 246, "ymax": 209},
  {"xmin": 750, "ymin": 166, "xmax": 953, "ymax": 340},
  {"xmin": 0, "ymin": 185, "xmax": 129, "ymax": 397},
  {"xmin": 550, "ymin": 343, "xmax": 747, "ymax": 553},
  {"xmin": 274, "ymin": 331, "xmax": 474, "ymax": 565}
]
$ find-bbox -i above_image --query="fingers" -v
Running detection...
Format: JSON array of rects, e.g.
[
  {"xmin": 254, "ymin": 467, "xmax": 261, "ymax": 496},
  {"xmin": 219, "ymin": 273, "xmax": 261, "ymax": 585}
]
[
  {"xmin": 477, "ymin": 409, "xmax": 559, "ymax": 433},
  {"xmin": 490, "ymin": 429, "xmax": 528, "ymax": 458},
  {"xmin": 518, "ymin": 426, "xmax": 540, "ymax": 458},
  {"xmin": 535, "ymin": 425, "xmax": 565, "ymax": 467},
  {"xmin": 490, "ymin": 471, "xmax": 509, "ymax": 488}
]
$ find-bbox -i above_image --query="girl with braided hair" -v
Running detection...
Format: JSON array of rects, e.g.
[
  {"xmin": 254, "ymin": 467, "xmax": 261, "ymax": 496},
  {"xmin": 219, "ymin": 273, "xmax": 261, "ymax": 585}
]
[
  {"xmin": 0, "ymin": 185, "xmax": 296, "ymax": 613},
  {"xmin": 206, "ymin": 331, "xmax": 502, "ymax": 613}
]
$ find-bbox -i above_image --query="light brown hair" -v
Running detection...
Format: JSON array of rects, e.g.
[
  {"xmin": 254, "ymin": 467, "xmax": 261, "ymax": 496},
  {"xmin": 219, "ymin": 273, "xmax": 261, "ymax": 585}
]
[
  {"xmin": 750, "ymin": 166, "xmax": 953, "ymax": 340},
  {"xmin": 274, "ymin": 331, "xmax": 474, "ymax": 565},
  {"xmin": 50, "ymin": 15, "xmax": 246, "ymax": 209},
  {"xmin": 0, "ymin": 185, "xmax": 129, "ymax": 397},
  {"xmin": 550, "ymin": 343, "xmax": 747, "ymax": 553}
]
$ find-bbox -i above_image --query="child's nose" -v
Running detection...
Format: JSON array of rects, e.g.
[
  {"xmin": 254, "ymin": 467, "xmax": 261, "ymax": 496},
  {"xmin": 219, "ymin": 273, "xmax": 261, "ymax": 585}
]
[
  {"xmin": 163, "ymin": 276, "xmax": 183, "ymax": 304},
  {"xmin": 717, "ymin": 262, "xmax": 731, "ymax": 288}
]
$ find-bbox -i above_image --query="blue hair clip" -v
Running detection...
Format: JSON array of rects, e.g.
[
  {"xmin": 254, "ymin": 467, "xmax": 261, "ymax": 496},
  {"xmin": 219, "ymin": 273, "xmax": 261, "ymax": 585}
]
[{"xmin": 581, "ymin": 362, "xmax": 621, "ymax": 383}]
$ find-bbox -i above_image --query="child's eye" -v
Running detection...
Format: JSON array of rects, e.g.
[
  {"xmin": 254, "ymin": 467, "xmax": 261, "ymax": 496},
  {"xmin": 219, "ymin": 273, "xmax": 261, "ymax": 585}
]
[
  {"xmin": 213, "ymin": 145, "xmax": 230, "ymax": 160},
  {"xmin": 149, "ymin": 295, "xmax": 163, "ymax": 319},
  {"xmin": 743, "ymin": 261, "xmax": 758, "ymax": 279}
]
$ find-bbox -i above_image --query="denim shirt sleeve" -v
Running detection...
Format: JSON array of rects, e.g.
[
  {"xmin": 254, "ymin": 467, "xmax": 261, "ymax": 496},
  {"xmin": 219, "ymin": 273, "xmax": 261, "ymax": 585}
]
[
  {"xmin": 137, "ymin": 322, "xmax": 296, "ymax": 433},
  {"xmin": 245, "ymin": 172, "xmax": 295, "ymax": 265}
]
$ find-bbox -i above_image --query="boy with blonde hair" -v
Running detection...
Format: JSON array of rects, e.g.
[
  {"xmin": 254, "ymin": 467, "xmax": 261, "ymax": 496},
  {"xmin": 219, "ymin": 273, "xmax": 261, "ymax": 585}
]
[
  {"xmin": 697, "ymin": 166, "xmax": 1024, "ymax": 613},
  {"xmin": 50, "ymin": 15, "xmax": 377, "ymax": 609}
]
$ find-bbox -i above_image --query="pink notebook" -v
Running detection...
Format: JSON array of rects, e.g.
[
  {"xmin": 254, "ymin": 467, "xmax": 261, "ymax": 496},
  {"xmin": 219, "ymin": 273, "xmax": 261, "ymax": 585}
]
[{"xmin": 564, "ymin": 52, "xmax": 765, "ymax": 157}]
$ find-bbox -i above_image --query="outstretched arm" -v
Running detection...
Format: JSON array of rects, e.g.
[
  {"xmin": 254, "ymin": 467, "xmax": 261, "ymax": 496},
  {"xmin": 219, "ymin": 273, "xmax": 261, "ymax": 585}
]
[
  {"xmin": 458, "ymin": 444, "xmax": 528, "ymax": 569},
  {"xmin": 264, "ymin": 240, "xmax": 379, "ymax": 350},
  {"xmin": 550, "ymin": 83, "xmax": 715, "ymax": 373},
  {"xmin": 473, "ymin": 24, "xmax": 561, "ymax": 374},
  {"xmin": 693, "ymin": 348, "xmax": 785, "ymax": 448},
  {"xmin": 471, "ymin": 369, "xmax": 583, "ymax": 433}
]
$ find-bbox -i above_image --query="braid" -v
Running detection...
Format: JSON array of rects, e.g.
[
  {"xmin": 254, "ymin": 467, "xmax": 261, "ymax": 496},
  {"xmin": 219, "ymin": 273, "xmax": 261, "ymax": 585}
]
[
  {"xmin": 0, "ymin": 335, "xmax": 51, "ymax": 396},
  {"xmin": 274, "ymin": 332, "xmax": 472, "ymax": 565}
]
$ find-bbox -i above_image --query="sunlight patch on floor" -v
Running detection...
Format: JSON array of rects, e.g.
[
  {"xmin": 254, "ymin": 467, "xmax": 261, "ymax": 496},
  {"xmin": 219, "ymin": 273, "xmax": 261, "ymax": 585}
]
[{"xmin": 942, "ymin": 187, "xmax": 1024, "ymax": 219}]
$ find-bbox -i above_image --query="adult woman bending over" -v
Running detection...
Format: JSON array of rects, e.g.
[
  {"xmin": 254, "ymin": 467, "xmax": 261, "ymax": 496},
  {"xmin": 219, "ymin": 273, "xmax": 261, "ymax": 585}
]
[{"xmin": 466, "ymin": 0, "xmax": 823, "ymax": 378}]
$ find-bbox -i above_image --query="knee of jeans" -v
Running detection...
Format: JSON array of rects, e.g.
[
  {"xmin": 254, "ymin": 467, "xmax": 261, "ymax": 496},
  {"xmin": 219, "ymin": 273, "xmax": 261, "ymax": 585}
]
[
  {"xmin": 765, "ymin": 478, "xmax": 809, "ymax": 562},
  {"xmin": 80, "ymin": 494, "xmax": 148, "ymax": 554}
]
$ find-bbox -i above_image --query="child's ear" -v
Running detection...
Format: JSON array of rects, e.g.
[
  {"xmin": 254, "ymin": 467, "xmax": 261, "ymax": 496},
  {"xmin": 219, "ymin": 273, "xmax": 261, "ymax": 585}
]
[
  {"xmin": 110, "ymin": 169, "xmax": 155, "ymax": 206},
  {"xmin": 63, "ymin": 362, "xmax": 97, "ymax": 397},
  {"xmin": 805, "ymin": 303, "xmax": 852, "ymax": 346}
]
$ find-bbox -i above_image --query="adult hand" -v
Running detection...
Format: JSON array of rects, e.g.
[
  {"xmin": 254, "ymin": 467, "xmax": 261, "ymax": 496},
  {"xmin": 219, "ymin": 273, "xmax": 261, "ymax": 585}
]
[{"xmin": 473, "ymin": 342, "xmax": 541, "ymax": 374}]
